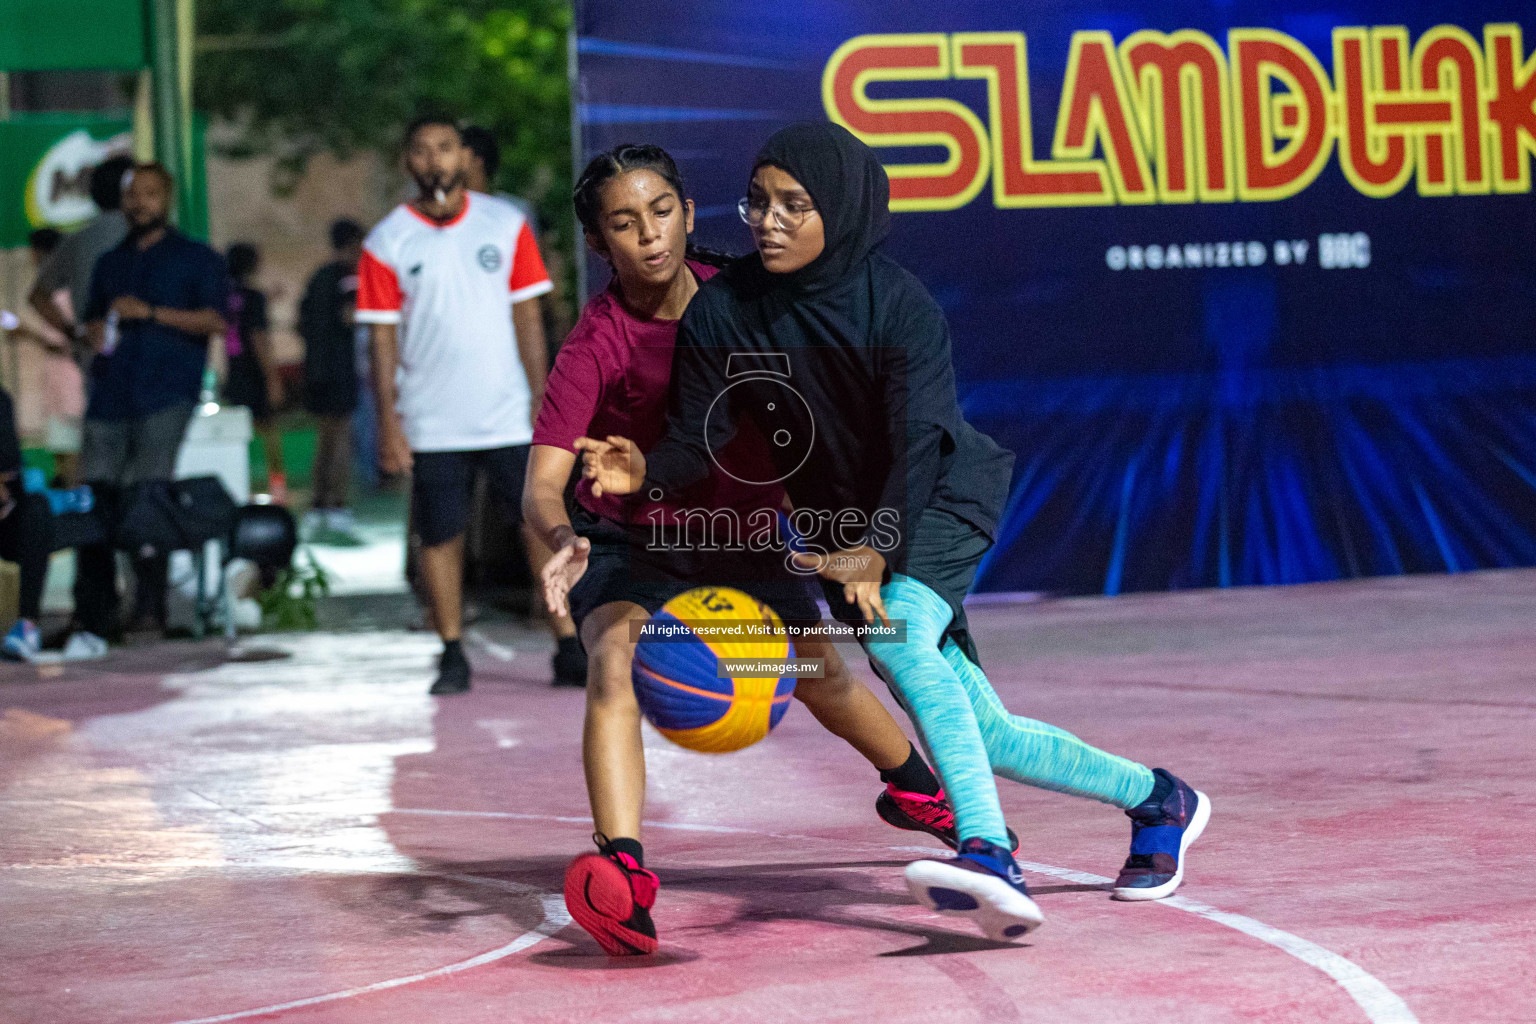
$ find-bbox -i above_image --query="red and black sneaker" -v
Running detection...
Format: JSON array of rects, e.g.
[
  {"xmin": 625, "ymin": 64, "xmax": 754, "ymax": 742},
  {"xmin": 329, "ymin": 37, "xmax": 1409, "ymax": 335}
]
[
  {"xmin": 876, "ymin": 784, "xmax": 1021, "ymax": 854},
  {"xmin": 563, "ymin": 834, "xmax": 660, "ymax": 956}
]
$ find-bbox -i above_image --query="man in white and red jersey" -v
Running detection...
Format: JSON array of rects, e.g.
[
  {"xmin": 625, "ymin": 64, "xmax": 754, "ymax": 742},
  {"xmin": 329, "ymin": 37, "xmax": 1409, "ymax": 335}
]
[{"xmin": 357, "ymin": 114, "xmax": 584, "ymax": 694}]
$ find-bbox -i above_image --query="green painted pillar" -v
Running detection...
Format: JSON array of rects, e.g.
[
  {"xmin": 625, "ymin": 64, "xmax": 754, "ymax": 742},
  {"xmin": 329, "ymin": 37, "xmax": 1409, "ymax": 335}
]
[{"xmin": 148, "ymin": 0, "xmax": 195, "ymax": 228}]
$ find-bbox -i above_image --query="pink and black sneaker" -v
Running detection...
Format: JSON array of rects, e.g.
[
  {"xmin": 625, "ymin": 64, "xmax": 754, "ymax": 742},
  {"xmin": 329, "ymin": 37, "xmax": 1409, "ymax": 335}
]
[
  {"xmin": 563, "ymin": 834, "xmax": 660, "ymax": 956},
  {"xmin": 876, "ymin": 784, "xmax": 1021, "ymax": 854}
]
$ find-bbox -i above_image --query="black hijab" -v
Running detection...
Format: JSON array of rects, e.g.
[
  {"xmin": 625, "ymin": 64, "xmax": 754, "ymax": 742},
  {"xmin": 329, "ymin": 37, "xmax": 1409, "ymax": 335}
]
[
  {"xmin": 647, "ymin": 120, "xmax": 1015, "ymax": 571},
  {"xmin": 751, "ymin": 122, "xmax": 891, "ymax": 295}
]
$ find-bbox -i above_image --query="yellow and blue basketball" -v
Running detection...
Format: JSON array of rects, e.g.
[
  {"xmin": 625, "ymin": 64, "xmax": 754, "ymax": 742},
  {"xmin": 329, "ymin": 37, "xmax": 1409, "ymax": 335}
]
[{"xmin": 632, "ymin": 587, "xmax": 796, "ymax": 753}]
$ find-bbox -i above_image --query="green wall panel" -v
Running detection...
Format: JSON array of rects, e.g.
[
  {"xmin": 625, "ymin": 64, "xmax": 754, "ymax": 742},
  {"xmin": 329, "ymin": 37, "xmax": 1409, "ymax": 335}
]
[{"xmin": 0, "ymin": 0, "xmax": 147, "ymax": 71}]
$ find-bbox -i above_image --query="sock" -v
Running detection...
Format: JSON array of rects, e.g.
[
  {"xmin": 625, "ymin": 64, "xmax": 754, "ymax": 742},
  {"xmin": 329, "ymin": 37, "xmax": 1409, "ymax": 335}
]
[
  {"xmin": 1137, "ymin": 768, "xmax": 1174, "ymax": 809},
  {"xmin": 607, "ymin": 836, "xmax": 644, "ymax": 867},
  {"xmin": 442, "ymin": 639, "xmax": 463, "ymax": 660},
  {"xmin": 880, "ymin": 743, "xmax": 942, "ymax": 797},
  {"xmin": 558, "ymin": 635, "xmax": 583, "ymax": 655}
]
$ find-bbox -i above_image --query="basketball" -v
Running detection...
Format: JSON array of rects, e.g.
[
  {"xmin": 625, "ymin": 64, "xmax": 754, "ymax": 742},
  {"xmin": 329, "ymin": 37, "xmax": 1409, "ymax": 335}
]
[{"xmin": 631, "ymin": 587, "xmax": 797, "ymax": 753}]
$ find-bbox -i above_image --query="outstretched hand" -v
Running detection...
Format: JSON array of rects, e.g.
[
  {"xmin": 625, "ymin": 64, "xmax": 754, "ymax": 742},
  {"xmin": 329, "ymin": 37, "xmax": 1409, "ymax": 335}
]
[
  {"xmin": 542, "ymin": 533, "xmax": 591, "ymax": 619},
  {"xmin": 792, "ymin": 545, "xmax": 890, "ymax": 627},
  {"xmin": 574, "ymin": 435, "xmax": 646, "ymax": 498}
]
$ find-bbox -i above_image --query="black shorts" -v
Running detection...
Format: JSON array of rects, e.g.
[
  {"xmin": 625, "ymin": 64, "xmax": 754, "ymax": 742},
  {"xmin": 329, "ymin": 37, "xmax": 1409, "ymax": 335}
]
[
  {"xmin": 303, "ymin": 376, "xmax": 359, "ymax": 418},
  {"xmin": 225, "ymin": 355, "xmax": 269, "ymax": 420},
  {"xmin": 567, "ymin": 508, "xmax": 822, "ymax": 630},
  {"xmin": 411, "ymin": 445, "xmax": 529, "ymax": 547}
]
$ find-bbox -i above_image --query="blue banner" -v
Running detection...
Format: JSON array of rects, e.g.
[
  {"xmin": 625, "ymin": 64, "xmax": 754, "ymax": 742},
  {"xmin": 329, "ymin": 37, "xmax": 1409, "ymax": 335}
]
[{"xmin": 574, "ymin": 1, "xmax": 1536, "ymax": 595}]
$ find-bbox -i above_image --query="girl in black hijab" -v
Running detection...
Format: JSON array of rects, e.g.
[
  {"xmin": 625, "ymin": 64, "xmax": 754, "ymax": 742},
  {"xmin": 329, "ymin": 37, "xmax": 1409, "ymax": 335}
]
[{"xmin": 580, "ymin": 122, "xmax": 1209, "ymax": 940}]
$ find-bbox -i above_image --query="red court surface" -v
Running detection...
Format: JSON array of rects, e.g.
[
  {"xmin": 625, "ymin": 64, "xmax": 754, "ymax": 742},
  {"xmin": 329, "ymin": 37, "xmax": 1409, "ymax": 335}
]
[{"xmin": 3, "ymin": 569, "xmax": 1534, "ymax": 1023}]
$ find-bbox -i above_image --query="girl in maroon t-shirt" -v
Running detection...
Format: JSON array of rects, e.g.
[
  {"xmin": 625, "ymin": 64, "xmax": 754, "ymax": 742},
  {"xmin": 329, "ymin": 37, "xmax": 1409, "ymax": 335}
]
[{"xmin": 525, "ymin": 145, "xmax": 961, "ymax": 957}]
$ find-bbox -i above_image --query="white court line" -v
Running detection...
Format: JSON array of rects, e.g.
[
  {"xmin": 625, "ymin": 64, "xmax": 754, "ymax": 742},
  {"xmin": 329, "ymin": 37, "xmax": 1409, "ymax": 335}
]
[
  {"xmin": 912, "ymin": 852, "xmax": 1420, "ymax": 1024},
  {"xmin": 1161, "ymin": 895, "xmax": 1420, "ymax": 1024},
  {"xmin": 397, "ymin": 808, "xmax": 1420, "ymax": 1024},
  {"xmin": 467, "ymin": 628, "xmax": 516, "ymax": 663},
  {"xmin": 159, "ymin": 877, "xmax": 569, "ymax": 1024},
  {"xmin": 396, "ymin": 806, "xmax": 770, "ymax": 835}
]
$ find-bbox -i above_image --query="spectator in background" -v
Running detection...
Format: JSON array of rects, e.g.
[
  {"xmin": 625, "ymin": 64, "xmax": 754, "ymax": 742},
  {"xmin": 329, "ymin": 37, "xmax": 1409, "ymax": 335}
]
[
  {"xmin": 299, "ymin": 219, "xmax": 364, "ymax": 543},
  {"xmin": 13, "ymin": 229, "xmax": 86, "ymax": 486},
  {"xmin": 28, "ymin": 154, "xmax": 135, "ymax": 368},
  {"xmin": 0, "ymin": 384, "xmax": 58, "ymax": 663},
  {"xmin": 462, "ymin": 125, "xmax": 538, "ymax": 227},
  {"xmin": 360, "ymin": 115, "xmax": 584, "ymax": 693},
  {"xmin": 70, "ymin": 163, "xmax": 227, "ymax": 647},
  {"xmin": 462, "ymin": 125, "xmax": 574, "ymax": 348},
  {"xmin": 399, "ymin": 126, "xmax": 530, "ymax": 612},
  {"xmin": 224, "ymin": 243, "xmax": 287, "ymax": 503}
]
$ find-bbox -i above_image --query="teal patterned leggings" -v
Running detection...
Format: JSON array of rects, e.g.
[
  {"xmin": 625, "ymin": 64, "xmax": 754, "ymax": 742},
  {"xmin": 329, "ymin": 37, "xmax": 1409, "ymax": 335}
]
[{"xmin": 865, "ymin": 576, "xmax": 1155, "ymax": 847}]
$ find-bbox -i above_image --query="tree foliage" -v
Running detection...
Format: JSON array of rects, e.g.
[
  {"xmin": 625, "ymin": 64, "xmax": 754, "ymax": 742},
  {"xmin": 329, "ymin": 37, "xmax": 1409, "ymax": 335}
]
[{"xmin": 196, "ymin": 0, "xmax": 573, "ymax": 274}]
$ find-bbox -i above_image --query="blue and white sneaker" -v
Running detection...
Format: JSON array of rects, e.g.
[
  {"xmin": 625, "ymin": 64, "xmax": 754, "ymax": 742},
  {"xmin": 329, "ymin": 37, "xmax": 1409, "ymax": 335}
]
[
  {"xmin": 1113, "ymin": 767, "xmax": 1211, "ymax": 901},
  {"xmin": 905, "ymin": 837, "xmax": 1045, "ymax": 940},
  {"xmin": 2, "ymin": 619, "xmax": 40, "ymax": 662}
]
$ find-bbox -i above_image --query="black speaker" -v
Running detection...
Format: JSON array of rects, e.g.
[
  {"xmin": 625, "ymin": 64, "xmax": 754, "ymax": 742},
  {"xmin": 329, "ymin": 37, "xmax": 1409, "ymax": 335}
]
[
  {"xmin": 228, "ymin": 504, "xmax": 297, "ymax": 570},
  {"xmin": 116, "ymin": 477, "xmax": 239, "ymax": 556}
]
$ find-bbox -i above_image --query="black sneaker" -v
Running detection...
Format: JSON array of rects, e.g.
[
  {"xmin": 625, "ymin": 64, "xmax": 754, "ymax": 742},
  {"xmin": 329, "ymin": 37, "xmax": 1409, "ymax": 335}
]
[
  {"xmin": 552, "ymin": 635, "xmax": 587, "ymax": 687},
  {"xmin": 905, "ymin": 836, "xmax": 1044, "ymax": 940},
  {"xmin": 1112, "ymin": 768, "xmax": 1211, "ymax": 901},
  {"xmin": 429, "ymin": 641, "xmax": 471, "ymax": 695}
]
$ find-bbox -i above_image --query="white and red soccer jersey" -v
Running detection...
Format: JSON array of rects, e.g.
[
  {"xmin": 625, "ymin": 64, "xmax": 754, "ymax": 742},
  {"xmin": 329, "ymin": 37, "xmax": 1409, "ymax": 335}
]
[{"xmin": 356, "ymin": 192, "xmax": 553, "ymax": 452}]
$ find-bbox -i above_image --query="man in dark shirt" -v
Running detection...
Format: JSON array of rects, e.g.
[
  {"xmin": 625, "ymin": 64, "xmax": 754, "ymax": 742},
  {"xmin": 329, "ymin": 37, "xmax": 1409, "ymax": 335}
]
[
  {"xmin": 299, "ymin": 219, "xmax": 363, "ymax": 540},
  {"xmin": 73, "ymin": 162, "xmax": 227, "ymax": 642}
]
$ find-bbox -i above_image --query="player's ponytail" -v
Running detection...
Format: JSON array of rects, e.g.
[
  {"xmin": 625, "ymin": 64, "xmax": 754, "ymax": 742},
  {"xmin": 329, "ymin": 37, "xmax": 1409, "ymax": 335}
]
[
  {"xmin": 683, "ymin": 243, "xmax": 735, "ymax": 269},
  {"xmin": 573, "ymin": 144, "xmax": 737, "ymax": 269}
]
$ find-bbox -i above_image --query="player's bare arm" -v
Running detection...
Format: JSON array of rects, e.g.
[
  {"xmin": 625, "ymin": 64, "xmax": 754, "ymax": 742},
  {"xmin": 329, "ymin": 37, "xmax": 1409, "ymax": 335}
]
[
  {"xmin": 513, "ymin": 297, "xmax": 549, "ymax": 415},
  {"xmin": 368, "ymin": 321, "xmax": 412, "ymax": 474},
  {"xmin": 524, "ymin": 443, "xmax": 590, "ymax": 617}
]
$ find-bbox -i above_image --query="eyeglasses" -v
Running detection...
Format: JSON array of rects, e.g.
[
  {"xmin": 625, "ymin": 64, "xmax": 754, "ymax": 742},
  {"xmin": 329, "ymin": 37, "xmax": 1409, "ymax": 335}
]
[{"xmin": 738, "ymin": 196, "xmax": 817, "ymax": 231}]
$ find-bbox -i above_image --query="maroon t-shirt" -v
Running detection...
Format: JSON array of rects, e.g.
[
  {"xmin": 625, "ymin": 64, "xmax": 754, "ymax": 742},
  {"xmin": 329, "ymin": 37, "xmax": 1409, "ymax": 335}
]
[{"xmin": 533, "ymin": 261, "xmax": 781, "ymax": 525}]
